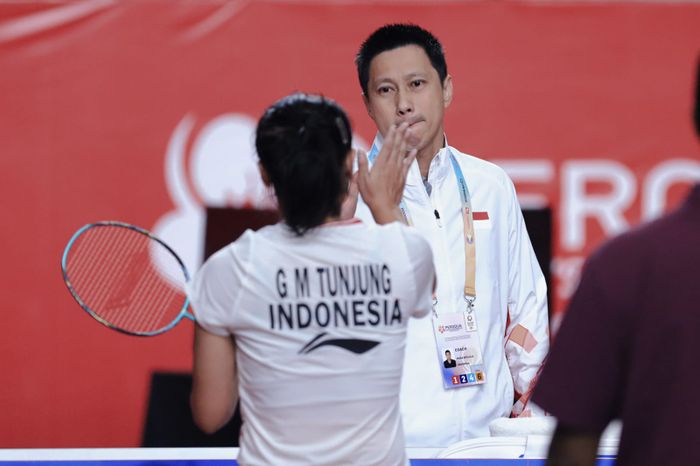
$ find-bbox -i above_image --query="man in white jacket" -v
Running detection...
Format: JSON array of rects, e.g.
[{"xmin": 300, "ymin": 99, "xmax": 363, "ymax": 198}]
[{"xmin": 351, "ymin": 23, "xmax": 550, "ymax": 448}]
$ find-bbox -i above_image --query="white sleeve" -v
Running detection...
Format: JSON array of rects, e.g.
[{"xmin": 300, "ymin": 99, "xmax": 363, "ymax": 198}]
[
  {"xmin": 502, "ymin": 176, "xmax": 550, "ymax": 415},
  {"xmin": 187, "ymin": 231, "xmax": 253, "ymax": 337},
  {"xmin": 401, "ymin": 227, "xmax": 435, "ymax": 319}
]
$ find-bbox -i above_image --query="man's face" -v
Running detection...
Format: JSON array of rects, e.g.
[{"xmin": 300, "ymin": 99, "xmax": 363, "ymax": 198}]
[
  {"xmin": 445, "ymin": 351, "xmax": 452, "ymax": 360},
  {"xmin": 364, "ymin": 44, "xmax": 452, "ymax": 158}
]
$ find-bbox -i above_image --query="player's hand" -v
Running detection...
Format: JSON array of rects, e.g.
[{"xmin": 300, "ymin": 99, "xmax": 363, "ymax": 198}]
[{"xmin": 357, "ymin": 122, "xmax": 416, "ymax": 224}]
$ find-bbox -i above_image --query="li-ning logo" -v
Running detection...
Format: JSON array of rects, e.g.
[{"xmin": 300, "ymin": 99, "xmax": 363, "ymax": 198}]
[
  {"xmin": 438, "ymin": 324, "xmax": 463, "ymax": 334},
  {"xmin": 299, "ymin": 332, "xmax": 379, "ymax": 355}
]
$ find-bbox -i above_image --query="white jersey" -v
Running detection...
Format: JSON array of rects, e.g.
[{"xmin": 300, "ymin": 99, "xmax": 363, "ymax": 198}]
[
  {"xmin": 188, "ymin": 219, "xmax": 435, "ymax": 466},
  {"xmin": 357, "ymin": 136, "xmax": 550, "ymax": 447}
]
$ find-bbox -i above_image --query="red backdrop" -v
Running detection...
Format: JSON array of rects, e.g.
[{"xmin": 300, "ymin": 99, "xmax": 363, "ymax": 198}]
[{"xmin": 1, "ymin": 0, "xmax": 699, "ymax": 447}]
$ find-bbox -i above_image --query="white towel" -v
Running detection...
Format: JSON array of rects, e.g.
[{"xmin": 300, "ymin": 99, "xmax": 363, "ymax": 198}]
[{"xmin": 488, "ymin": 416, "xmax": 557, "ymax": 437}]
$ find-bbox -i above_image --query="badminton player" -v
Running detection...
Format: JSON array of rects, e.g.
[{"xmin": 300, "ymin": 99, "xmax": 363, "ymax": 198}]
[{"xmin": 188, "ymin": 93, "xmax": 435, "ymax": 466}]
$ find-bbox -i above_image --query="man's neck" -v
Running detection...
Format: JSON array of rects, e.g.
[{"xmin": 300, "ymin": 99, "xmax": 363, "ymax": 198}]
[
  {"xmin": 416, "ymin": 134, "xmax": 446, "ymax": 178},
  {"xmin": 417, "ymin": 153, "xmax": 432, "ymax": 179}
]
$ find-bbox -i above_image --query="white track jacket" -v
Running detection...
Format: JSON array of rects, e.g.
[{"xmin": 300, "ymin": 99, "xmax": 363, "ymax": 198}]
[{"xmin": 356, "ymin": 135, "xmax": 550, "ymax": 447}]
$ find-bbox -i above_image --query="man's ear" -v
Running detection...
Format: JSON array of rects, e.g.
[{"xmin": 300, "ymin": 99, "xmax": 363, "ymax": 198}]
[
  {"xmin": 363, "ymin": 93, "xmax": 376, "ymax": 122},
  {"xmin": 258, "ymin": 163, "xmax": 271, "ymax": 187},
  {"xmin": 442, "ymin": 74, "xmax": 453, "ymax": 109}
]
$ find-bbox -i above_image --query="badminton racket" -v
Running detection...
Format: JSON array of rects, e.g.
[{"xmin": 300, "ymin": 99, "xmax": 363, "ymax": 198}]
[{"xmin": 61, "ymin": 221, "xmax": 193, "ymax": 336}]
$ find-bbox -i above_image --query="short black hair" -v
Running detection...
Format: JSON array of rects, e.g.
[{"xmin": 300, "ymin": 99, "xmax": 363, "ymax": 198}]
[
  {"xmin": 255, "ymin": 93, "xmax": 352, "ymax": 236},
  {"xmin": 355, "ymin": 23, "xmax": 448, "ymax": 97}
]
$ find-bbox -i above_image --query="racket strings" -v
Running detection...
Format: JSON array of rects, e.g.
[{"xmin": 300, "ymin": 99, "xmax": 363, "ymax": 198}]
[
  {"xmin": 87, "ymin": 227, "xmax": 135, "ymax": 312},
  {"xmin": 104, "ymin": 229, "xmax": 184, "ymax": 333},
  {"xmin": 75, "ymin": 227, "xmax": 138, "ymax": 320},
  {"xmin": 70, "ymin": 227, "xmax": 120, "ymax": 311},
  {"xmin": 134, "ymin": 274, "xmax": 184, "ymax": 333},
  {"xmin": 65, "ymin": 225, "xmax": 187, "ymax": 334},
  {"xmin": 69, "ymin": 225, "xmax": 110, "ymax": 299},
  {"xmin": 102, "ymin": 231, "xmax": 156, "ymax": 331},
  {"xmin": 119, "ymin": 249, "xmax": 176, "ymax": 332}
]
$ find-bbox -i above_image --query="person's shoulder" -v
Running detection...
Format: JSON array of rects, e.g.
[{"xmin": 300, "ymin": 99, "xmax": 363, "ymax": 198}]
[
  {"xmin": 448, "ymin": 146, "xmax": 512, "ymax": 189},
  {"xmin": 202, "ymin": 229, "xmax": 254, "ymax": 267},
  {"xmin": 190, "ymin": 229, "xmax": 258, "ymax": 297},
  {"xmin": 593, "ymin": 209, "xmax": 681, "ymax": 265},
  {"xmin": 574, "ymin": 218, "xmax": 666, "ymax": 307},
  {"xmin": 207, "ymin": 224, "xmax": 284, "ymax": 267},
  {"xmin": 234, "ymin": 222, "xmax": 294, "ymax": 247},
  {"xmin": 585, "ymin": 215, "xmax": 670, "ymax": 274},
  {"xmin": 382, "ymin": 222, "xmax": 432, "ymax": 258}
]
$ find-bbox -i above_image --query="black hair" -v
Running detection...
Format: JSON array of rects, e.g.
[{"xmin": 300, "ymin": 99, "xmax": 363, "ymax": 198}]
[
  {"xmin": 355, "ymin": 23, "xmax": 448, "ymax": 97},
  {"xmin": 255, "ymin": 93, "xmax": 352, "ymax": 236}
]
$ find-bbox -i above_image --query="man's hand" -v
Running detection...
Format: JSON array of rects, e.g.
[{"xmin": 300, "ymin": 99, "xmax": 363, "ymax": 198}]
[{"xmin": 357, "ymin": 122, "xmax": 416, "ymax": 224}]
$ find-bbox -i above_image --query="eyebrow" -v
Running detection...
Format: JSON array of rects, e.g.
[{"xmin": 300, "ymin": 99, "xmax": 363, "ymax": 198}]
[{"xmin": 372, "ymin": 72, "xmax": 428, "ymax": 87}]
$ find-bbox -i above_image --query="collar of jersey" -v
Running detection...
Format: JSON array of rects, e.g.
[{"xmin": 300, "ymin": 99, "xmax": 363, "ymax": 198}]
[{"xmin": 321, "ymin": 218, "xmax": 363, "ymax": 227}]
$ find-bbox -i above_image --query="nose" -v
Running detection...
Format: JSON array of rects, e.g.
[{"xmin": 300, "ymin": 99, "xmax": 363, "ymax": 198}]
[{"xmin": 396, "ymin": 91, "xmax": 413, "ymax": 116}]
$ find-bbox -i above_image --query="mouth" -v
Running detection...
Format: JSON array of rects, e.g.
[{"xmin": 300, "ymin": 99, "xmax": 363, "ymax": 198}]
[{"xmin": 397, "ymin": 117, "xmax": 424, "ymax": 128}]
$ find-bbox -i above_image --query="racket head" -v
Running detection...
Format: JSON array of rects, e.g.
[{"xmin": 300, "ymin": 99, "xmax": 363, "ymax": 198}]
[{"xmin": 61, "ymin": 221, "xmax": 192, "ymax": 336}]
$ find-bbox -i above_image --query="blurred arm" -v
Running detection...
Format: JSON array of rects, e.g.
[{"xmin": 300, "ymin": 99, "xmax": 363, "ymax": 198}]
[
  {"xmin": 546, "ymin": 423, "xmax": 601, "ymax": 466},
  {"xmin": 190, "ymin": 322, "xmax": 238, "ymax": 434}
]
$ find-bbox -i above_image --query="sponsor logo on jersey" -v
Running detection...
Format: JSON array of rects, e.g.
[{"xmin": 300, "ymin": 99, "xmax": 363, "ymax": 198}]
[{"xmin": 299, "ymin": 332, "xmax": 379, "ymax": 355}]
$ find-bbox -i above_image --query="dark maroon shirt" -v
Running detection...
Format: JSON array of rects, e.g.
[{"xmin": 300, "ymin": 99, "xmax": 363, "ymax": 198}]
[{"xmin": 533, "ymin": 184, "xmax": 700, "ymax": 466}]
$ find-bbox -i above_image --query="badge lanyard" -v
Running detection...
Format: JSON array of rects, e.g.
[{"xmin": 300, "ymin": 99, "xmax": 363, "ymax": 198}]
[{"xmin": 369, "ymin": 140, "xmax": 485, "ymax": 388}]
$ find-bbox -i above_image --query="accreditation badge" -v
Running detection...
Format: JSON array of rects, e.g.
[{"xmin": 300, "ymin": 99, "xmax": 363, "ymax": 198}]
[{"xmin": 432, "ymin": 312, "xmax": 486, "ymax": 389}]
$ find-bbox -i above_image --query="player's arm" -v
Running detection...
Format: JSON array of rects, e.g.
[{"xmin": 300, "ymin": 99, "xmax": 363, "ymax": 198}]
[
  {"xmin": 191, "ymin": 322, "xmax": 238, "ymax": 434},
  {"xmin": 546, "ymin": 423, "xmax": 601, "ymax": 466},
  {"xmin": 503, "ymin": 176, "xmax": 550, "ymax": 415}
]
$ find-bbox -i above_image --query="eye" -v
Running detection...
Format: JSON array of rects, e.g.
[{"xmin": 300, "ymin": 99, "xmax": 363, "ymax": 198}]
[
  {"xmin": 410, "ymin": 79, "xmax": 426, "ymax": 89},
  {"xmin": 377, "ymin": 85, "xmax": 394, "ymax": 95}
]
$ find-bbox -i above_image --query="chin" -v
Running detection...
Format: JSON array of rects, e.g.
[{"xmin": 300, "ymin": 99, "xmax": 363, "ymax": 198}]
[
  {"xmin": 406, "ymin": 142, "xmax": 419, "ymax": 152},
  {"xmin": 406, "ymin": 136, "xmax": 422, "ymax": 151}
]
